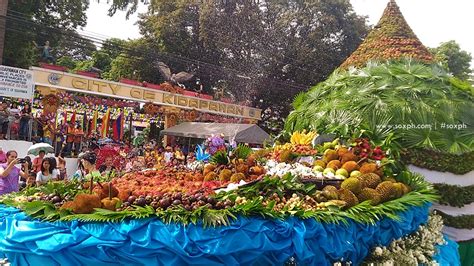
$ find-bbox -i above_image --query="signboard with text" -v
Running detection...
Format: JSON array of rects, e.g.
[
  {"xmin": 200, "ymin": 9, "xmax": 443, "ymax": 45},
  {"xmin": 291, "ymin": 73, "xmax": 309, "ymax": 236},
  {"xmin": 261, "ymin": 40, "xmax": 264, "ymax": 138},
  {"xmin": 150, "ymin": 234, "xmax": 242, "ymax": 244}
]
[
  {"xmin": 0, "ymin": 65, "xmax": 35, "ymax": 100},
  {"xmin": 31, "ymin": 67, "xmax": 262, "ymax": 120}
]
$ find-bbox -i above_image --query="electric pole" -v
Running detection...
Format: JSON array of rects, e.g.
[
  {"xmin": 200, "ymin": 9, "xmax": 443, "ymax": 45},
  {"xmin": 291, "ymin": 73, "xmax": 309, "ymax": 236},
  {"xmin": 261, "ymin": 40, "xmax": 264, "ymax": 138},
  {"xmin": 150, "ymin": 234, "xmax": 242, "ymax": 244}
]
[{"xmin": 0, "ymin": 0, "xmax": 7, "ymax": 64}]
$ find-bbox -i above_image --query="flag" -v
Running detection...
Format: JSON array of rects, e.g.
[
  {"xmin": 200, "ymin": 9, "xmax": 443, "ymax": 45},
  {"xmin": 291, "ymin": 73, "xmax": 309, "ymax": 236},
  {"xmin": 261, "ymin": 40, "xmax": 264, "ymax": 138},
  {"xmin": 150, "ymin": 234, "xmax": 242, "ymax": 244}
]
[
  {"xmin": 70, "ymin": 111, "xmax": 76, "ymax": 125},
  {"xmin": 89, "ymin": 110, "xmax": 98, "ymax": 136},
  {"xmin": 101, "ymin": 109, "xmax": 110, "ymax": 138},
  {"xmin": 113, "ymin": 111, "xmax": 125, "ymax": 141},
  {"xmin": 82, "ymin": 111, "xmax": 88, "ymax": 133},
  {"xmin": 58, "ymin": 111, "xmax": 67, "ymax": 126}
]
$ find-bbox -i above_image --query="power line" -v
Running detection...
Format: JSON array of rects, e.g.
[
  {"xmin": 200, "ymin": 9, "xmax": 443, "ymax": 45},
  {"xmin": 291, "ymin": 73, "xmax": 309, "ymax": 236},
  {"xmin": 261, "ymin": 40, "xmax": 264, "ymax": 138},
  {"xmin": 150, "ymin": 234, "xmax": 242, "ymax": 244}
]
[{"xmin": 2, "ymin": 12, "xmax": 311, "ymax": 92}]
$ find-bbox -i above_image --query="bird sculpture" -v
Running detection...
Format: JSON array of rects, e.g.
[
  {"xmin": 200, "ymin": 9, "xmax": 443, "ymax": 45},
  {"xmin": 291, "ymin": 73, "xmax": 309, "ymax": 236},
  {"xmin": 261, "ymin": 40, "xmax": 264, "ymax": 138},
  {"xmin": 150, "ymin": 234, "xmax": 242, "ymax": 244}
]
[{"xmin": 155, "ymin": 61, "xmax": 194, "ymax": 88}]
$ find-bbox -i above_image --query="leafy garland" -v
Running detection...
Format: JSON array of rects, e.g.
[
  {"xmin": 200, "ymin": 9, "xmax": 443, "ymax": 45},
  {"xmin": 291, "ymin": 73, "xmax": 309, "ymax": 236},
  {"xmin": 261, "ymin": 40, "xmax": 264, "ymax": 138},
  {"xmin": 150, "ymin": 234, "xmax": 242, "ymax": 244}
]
[
  {"xmin": 0, "ymin": 172, "xmax": 437, "ymax": 226},
  {"xmin": 436, "ymin": 210, "xmax": 474, "ymax": 229},
  {"xmin": 433, "ymin": 183, "xmax": 474, "ymax": 208},
  {"xmin": 402, "ymin": 148, "xmax": 474, "ymax": 175}
]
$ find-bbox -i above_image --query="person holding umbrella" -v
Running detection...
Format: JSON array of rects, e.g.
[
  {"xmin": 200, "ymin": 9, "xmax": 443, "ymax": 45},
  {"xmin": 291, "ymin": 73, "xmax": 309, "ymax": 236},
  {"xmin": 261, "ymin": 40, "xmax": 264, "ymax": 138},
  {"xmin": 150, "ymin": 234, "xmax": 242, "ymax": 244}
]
[
  {"xmin": 0, "ymin": 150, "xmax": 30, "ymax": 195},
  {"xmin": 28, "ymin": 143, "xmax": 55, "ymax": 173}
]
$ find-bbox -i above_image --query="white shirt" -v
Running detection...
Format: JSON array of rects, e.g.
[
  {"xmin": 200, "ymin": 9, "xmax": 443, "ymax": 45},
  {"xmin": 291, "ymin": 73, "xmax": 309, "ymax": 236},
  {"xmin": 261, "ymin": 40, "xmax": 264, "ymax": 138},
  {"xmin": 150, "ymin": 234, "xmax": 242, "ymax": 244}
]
[
  {"xmin": 164, "ymin": 152, "xmax": 173, "ymax": 163},
  {"xmin": 36, "ymin": 169, "xmax": 59, "ymax": 183}
]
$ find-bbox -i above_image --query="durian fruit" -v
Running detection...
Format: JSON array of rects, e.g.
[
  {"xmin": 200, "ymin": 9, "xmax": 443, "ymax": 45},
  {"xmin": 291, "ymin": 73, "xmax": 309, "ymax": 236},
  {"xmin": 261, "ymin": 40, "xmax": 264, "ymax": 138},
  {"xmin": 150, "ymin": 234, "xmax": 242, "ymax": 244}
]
[
  {"xmin": 323, "ymin": 185, "xmax": 338, "ymax": 194},
  {"xmin": 338, "ymin": 188, "xmax": 359, "ymax": 208},
  {"xmin": 246, "ymin": 155, "xmax": 257, "ymax": 166},
  {"xmin": 249, "ymin": 166, "xmax": 265, "ymax": 176},
  {"xmin": 117, "ymin": 189, "xmax": 132, "ymax": 201},
  {"xmin": 341, "ymin": 177, "xmax": 362, "ymax": 194},
  {"xmin": 375, "ymin": 181, "xmax": 396, "ymax": 202},
  {"xmin": 60, "ymin": 201, "xmax": 75, "ymax": 210},
  {"xmin": 72, "ymin": 194, "xmax": 102, "ymax": 214},
  {"xmin": 219, "ymin": 169, "xmax": 233, "ymax": 181},
  {"xmin": 204, "ymin": 171, "xmax": 218, "ymax": 181},
  {"xmin": 360, "ymin": 162, "xmax": 377, "ymax": 174},
  {"xmin": 322, "ymin": 149, "xmax": 338, "ymax": 163},
  {"xmin": 314, "ymin": 160, "xmax": 326, "ymax": 168},
  {"xmin": 392, "ymin": 183, "xmax": 408, "ymax": 198},
  {"xmin": 203, "ymin": 164, "xmax": 216, "ymax": 176},
  {"xmin": 340, "ymin": 152, "xmax": 359, "ymax": 163},
  {"xmin": 400, "ymin": 183, "xmax": 411, "ymax": 195},
  {"xmin": 279, "ymin": 150, "xmax": 293, "ymax": 163},
  {"xmin": 342, "ymin": 161, "xmax": 360, "ymax": 173},
  {"xmin": 336, "ymin": 147, "xmax": 349, "ymax": 157},
  {"xmin": 236, "ymin": 164, "xmax": 249, "ymax": 174},
  {"xmin": 93, "ymin": 182, "xmax": 119, "ymax": 200},
  {"xmin": 382, "ymin": 176, "xmax": 397, "ymax": 183},
  {"xmin": 230, "ymin": 173, "xmax": 245, "ymax": 183},
  {"xmin": 358, "ymin": 173, "xmax": 381, "ymax": 189},
  {"xmin": 357, "ymin": 188, "xmax": 382, "ymax": 205},
  {"xmin": 326, "ymin": 160, "xmax": 342, "ymax": 170},
  {"xmin": 322, "ymin": 185, "xmax": 339, "ymax": 200}
]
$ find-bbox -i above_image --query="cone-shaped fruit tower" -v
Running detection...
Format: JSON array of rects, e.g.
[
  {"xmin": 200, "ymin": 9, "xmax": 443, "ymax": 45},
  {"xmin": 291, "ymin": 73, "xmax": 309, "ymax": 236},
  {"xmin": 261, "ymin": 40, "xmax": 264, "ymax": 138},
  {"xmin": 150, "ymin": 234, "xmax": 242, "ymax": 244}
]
[{"xmin": 340, "ymin": 0, "xmax": 433, "ymax": 68}]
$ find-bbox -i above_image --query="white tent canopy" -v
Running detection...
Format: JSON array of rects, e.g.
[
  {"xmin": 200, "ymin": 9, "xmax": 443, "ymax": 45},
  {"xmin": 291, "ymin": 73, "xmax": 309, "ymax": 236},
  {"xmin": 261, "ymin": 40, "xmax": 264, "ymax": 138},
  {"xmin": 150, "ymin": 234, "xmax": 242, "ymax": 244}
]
[{"xmin": 160, "ymin": 122, "xmax": 270, "ymax": 144}]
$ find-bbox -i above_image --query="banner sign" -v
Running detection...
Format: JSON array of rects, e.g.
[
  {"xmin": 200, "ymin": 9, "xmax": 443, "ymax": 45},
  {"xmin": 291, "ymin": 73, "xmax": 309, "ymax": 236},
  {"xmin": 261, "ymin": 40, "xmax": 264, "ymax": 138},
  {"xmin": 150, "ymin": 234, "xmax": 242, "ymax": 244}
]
[
  {"xmin": 32, "ymin": 67, "xmax": 262, "ymax": 120},
  {"xmin": 0, "ymin": 65, "xmax": 35, "ymax": 100}
]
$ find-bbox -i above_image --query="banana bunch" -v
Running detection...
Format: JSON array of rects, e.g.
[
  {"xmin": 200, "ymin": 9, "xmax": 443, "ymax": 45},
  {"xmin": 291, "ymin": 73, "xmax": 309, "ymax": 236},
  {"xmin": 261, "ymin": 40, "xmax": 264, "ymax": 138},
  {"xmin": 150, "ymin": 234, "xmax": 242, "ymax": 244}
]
[
  {"xmin": 274, "ymin": 143, "xmax": 292, "ymax": 151},
  {"xmin": 290, "ymin": 130, "xmax": 318, "ymax": 145}
]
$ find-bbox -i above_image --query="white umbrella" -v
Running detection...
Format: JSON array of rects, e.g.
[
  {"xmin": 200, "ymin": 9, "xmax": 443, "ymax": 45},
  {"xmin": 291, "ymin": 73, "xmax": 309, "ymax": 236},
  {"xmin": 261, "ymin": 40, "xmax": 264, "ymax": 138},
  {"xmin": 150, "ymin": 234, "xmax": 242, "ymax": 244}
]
[{"xmin": 27, "ymin": 143, "xmax": 54, "ymax": 156}]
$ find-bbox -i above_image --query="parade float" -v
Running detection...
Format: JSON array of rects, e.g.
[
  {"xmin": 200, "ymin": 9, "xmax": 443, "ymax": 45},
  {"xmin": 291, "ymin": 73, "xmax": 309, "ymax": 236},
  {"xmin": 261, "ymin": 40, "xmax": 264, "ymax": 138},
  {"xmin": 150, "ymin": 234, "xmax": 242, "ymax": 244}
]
[
  {"xmin": 0, "ymin": 1, "xmax": 466, "ymax": 265},
  {"xmin": 0, "ymin": 132, "xmax": 459, "ymax": 265}
]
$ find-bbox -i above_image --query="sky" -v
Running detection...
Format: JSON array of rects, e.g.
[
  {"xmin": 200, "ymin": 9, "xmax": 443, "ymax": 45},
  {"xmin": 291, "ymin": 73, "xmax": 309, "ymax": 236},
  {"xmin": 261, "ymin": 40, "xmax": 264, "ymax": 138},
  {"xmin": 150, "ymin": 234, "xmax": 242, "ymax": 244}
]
[{"xmin": 83, "ymin": 0, "xmax": 474, "ymax": 65}]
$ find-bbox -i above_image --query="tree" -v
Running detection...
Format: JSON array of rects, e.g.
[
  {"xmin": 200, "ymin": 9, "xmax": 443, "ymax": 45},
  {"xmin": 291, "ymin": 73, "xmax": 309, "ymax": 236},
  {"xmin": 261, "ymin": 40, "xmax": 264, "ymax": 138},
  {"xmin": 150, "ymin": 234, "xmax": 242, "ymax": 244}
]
[
  {"xmin": 430, "ymin": 41, "xmax": 472, "ymax": 80},
  {"xmin": 134, "ymin": 0, "xmax": 368, "ymax": 131},
  {"xmin": 3, "ymin": 0, "xmax": 92, "ymax": 68}
]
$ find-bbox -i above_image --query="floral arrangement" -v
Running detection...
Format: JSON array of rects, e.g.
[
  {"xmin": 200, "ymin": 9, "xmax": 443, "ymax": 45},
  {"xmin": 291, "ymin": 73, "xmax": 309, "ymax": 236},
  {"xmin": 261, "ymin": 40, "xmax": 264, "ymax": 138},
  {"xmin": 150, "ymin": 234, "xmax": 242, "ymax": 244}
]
[
  {"xmin": 364, "ymin": 213, "xmax": 446, "ymax": 265},
  {"xmin": 206, "ymin": 135, "xmax": 226, "ymax": 155}
]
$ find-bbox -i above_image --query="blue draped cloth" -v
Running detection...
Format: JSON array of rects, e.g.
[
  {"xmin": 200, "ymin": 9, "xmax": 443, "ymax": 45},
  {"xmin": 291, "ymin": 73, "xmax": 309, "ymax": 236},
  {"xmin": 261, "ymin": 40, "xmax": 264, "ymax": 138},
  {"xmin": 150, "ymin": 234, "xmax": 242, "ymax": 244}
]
[{"xmin": 0, "ymin": 203, "xmax": 458, "ymax": 265}]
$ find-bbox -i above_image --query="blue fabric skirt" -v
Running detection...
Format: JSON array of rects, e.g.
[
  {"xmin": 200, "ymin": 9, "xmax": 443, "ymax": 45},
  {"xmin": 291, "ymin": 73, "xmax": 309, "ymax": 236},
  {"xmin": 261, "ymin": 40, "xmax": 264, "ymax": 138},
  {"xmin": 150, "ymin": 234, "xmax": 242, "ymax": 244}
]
[{"xmin": 0, "ymin": 204, "xmax": 459, "ymax": 265}]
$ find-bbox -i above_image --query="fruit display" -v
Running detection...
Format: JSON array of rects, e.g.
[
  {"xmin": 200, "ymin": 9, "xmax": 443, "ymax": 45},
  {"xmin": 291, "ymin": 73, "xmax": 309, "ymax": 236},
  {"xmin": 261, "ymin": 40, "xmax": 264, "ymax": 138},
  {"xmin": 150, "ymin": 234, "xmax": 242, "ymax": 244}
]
[{"xmin": 0, "ymin": 133, "xmax": 436, "ymax": 228}]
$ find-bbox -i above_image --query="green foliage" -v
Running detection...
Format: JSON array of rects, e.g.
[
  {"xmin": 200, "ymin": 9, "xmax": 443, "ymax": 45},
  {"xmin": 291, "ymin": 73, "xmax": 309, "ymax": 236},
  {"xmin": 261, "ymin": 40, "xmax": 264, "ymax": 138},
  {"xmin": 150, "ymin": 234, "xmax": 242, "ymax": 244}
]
[
  {"xmin": 430, "ymin": 40, "xmax": 473, "ymax": 80},
  {"xmin": 402, "ymin": 148, "xmax": 474, "ymax": 174},
  {"xmin": 1, "ymin": 171, "xmax": 436, "ymax": 227},
  {"xmin": 234, "ymin": 144, "xmax": 252, "ymax": 160},
  {"xmin": 4, "ymin": 0, "xmax": 92, "ymax": 68},
  {"xmin": 210, "ymin": 150, "xmax": 229, "ymax": 165},
  {"xmin": 433, "ymin": 184, "xmax": 474, "ymax": 208},
  {"xmin": 437, "ymin": 211, "xmax": 474, "ymax": 229},
  {"xmin": 286, "ymin": 60, "xmax": 474, "ymax": 154}
]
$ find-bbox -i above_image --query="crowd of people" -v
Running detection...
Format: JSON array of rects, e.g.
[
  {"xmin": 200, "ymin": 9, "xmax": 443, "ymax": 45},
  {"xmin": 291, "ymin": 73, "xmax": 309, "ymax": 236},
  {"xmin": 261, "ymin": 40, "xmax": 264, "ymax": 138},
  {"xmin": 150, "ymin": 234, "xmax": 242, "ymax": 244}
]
[
  {"xmin": 0, "ymin": 140, "xmax": 200, "ymax": 196},
  {"xmin": 0, "ymin": 100, "xmax": 33, "ymax": 141}
]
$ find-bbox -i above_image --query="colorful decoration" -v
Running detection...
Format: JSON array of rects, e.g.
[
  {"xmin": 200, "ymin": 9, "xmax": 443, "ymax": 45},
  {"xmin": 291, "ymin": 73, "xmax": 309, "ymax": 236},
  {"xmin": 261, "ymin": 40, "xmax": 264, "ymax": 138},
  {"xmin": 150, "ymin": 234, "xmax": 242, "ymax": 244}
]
[{"xmin": 101, "ymin": 109, "xmax": 111, "ymax": 138}]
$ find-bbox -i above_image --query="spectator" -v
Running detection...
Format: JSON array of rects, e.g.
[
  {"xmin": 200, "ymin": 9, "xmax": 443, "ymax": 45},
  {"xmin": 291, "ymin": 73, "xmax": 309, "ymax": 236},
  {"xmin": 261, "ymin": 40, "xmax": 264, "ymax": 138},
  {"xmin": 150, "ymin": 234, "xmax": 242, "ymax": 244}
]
[
  {"xmin": 79, "ymin": 152, "xmax": 101, "ymax": 180},
  {"xmin": 73, "ymin": 124, "xmax": 84, "ymax": 157},
  {"xmin": 98, "ymin": 156, "xmax": 116, "ymax": 174},
  {"xmin": 19, "ymin": 103, "xmax": 32, "ymax": 140},
  {"xmin": 0, "ymin": 147, "xmax": 6, "ymax": 164},
  {"xmin": 164, "ymin": 146, "xmax": 174, "ymax": 163},
  {"xmin": 36, "ymin": 157, "xmax": 59, "ymax": 185},
  {"xmin": 174, "ymin": 146, "xmax": 185, "ymax": 161},
  {"xmin": 32, "ymin": 150, "xmax": 46, "ymax": 173},
  {"xmin": 0, "ymin": 150, "xmax": 29, "ymax": 195},
  {"xmin": 65, "ymin": 122, "xmax": 75, "ymax": 156},
  {"xmin": 0, "ymin": 102, "xmax": 10, "ymax": 139},
  {"xmin": 57, "ymin": 156, "xmax": 67, "ymax": 180},
  {"xmin": 43, "ymin": 123, "xmax": 54, "ymax": 145},
  {"xmin": 69, "ymin": 158, "xmax": 85, "ymax": 181}
]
